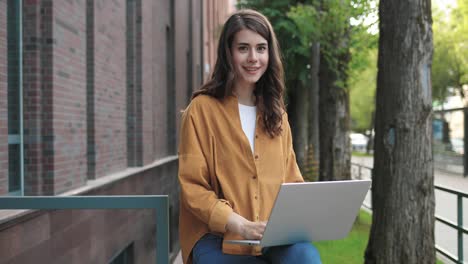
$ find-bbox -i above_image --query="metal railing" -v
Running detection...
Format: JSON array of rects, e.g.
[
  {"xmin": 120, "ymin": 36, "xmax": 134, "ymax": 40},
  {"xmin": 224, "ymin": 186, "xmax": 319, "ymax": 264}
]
[
  {"xmin": 351, "ymin": 162, "xmax": 466, "ymax": 264},
  {"xmin": 434, "ymin": 185, "xmax": 468, "ymax": 264},
  {"xmin": 0, "ymin": 195, "xmax": 169, "ymax": 264}
]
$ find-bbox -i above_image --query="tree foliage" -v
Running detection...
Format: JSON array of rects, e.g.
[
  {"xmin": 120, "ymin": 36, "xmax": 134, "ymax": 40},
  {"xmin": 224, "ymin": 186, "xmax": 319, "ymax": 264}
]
[
  {"xmin": 349, "ymin": 48, "xmax": 377, "ymax": 132},
  {"xmin": 432, "ymin": 0, "xmax": 468, "ymax": 103},
  {"xmin": 237, "ymin": 0, "xmax": 377, "ymax": 93},
  {"xmin": 237, "ymin": 0, "xmax": 378, "ymax": 182},
  {"xmin": 347, "ymin": 1, "xmax": 378, "ymax": 132}
]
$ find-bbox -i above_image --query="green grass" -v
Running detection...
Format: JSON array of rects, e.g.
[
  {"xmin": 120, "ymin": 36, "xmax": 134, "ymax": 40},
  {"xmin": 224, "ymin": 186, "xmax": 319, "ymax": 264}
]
[
  {"xmin": 352, "ymin": 151, "xmax": 373, "ymax": 157},
  {"xmin": 313, "ymin": 210, "xmax": 372, "ymax": 263},
  {"xmin": 313, "ymin": 210, "xmax": 444, "ymax": 264}
]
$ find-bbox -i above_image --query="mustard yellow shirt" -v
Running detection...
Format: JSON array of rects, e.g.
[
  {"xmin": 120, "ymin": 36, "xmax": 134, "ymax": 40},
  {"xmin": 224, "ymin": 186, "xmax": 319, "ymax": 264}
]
[{"xmin": 178, "ymin": 94, "xmax": 303, "ymax": 264}]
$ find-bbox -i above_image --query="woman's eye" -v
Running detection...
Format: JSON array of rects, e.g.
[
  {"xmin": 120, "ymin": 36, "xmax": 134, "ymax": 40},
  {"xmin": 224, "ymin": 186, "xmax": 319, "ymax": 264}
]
[
  {"xmin": 239, "ymin": 46, "xmax": 248, "ymax": 52},
  {"xmin": 257, "ymin": 46, "xmax": 267, "ymax": 52}
]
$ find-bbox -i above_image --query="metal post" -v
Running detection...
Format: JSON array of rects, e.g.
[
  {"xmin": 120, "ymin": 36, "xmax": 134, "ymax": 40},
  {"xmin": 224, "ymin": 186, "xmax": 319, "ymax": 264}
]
[
  {"xmin": 156, "ymin": 197, "xmax": 169, "ymax": 264},
  {"xmin": 464, "ymin": 109, "xmax": 468, "ymax": 177},
  {"xmin": 370, "ymin": 168, "xmax": 373, "ymax": 208},
  {"xmin": 458, "ymin": 195, "xmax": 463, "ymax": 263}
]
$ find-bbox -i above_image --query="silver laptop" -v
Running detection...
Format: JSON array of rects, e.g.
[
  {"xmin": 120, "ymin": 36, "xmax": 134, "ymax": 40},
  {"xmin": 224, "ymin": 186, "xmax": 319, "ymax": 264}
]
[{"xmin": 225, "ymin": 179, "xmax": 371, "ymax": 247}]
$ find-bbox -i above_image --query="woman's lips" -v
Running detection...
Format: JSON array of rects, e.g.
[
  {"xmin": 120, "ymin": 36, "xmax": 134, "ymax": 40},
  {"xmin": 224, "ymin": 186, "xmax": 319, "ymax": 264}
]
[{"xmin": 243, "ymin": 66, "xmax": 261, "ymax": 74}]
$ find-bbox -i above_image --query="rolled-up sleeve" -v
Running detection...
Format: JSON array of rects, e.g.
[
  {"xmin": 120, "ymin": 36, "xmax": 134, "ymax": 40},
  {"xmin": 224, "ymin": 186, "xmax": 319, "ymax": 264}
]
[{"xmin": 178, "ymin": 108, "xmax": 233, "ymax": 233}]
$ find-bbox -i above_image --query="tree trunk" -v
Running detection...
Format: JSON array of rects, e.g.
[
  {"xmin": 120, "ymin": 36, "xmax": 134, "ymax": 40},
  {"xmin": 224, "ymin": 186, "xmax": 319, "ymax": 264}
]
[
  {"xmin": 366, "ymin": 111, "xmax": 375, "ymax": 154},
  {"xmin": 307, "ymin": 42, "xmax": 320, "ymax": 180},
  {"xmin": 364, "ymin": 0, "xmax": 435, "ymax": 263},
  {"xmin": 318, "ymin": 52, "xmax": 351, "ymax": 181},
  {"xmin": 288, "ymin": 79, "xmax": 308, "ymax": 172}
]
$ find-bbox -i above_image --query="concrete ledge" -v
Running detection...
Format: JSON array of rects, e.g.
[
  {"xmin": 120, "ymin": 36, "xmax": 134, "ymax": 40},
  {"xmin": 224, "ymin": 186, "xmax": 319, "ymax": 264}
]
[{"xmin": 0, "ymin": 155, "xmax": 178, "ymax": 227}]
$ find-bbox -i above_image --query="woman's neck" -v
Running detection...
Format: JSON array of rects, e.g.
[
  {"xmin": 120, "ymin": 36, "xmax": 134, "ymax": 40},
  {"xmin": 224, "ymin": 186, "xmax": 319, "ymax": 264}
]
[{"xmin": 233, "ymin": 84, "xmax": 256, "ymax": 106}]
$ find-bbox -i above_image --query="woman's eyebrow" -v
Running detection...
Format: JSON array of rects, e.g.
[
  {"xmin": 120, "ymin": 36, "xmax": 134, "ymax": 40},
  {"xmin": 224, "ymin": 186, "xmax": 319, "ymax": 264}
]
[{"xmin": 236, "ymin": 42, "xmax": 268, "ymax": 46}]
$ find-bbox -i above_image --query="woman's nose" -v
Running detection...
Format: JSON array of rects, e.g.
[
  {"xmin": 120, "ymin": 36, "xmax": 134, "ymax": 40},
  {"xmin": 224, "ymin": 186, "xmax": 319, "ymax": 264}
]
[{"xmin": 248, "ymin": 50, "xmax": 258, "ymax": 62}]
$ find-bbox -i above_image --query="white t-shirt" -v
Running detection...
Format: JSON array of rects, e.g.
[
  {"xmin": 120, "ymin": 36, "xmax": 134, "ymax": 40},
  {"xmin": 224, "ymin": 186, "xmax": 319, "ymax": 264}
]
[{"xmin": 238, "ymin": 103, "xmax": 257, "ymax": 153}]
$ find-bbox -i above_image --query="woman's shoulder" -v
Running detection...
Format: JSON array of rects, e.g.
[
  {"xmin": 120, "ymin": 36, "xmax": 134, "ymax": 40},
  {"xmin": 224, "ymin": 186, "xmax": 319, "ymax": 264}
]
[
  {"xmin": 183, "ymin": 94, "xmax": 220, "ymax": 116},
  {"xmin": 192, "ymin": 94, "xmax": 219, "ymax": 105}
]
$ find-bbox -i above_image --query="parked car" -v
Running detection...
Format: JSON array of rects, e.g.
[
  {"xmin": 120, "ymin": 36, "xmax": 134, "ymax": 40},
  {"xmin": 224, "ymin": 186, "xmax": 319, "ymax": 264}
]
[{"xmin": 350, "ymin": 133, "xmax": 368, "ymax": 152}]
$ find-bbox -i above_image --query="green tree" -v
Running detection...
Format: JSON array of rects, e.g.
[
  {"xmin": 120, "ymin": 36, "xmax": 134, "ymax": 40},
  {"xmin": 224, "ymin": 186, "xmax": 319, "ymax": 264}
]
[
  {"xmin": 238, "ymin": 0, "xmax": 376, "ymax": 180},
  {"xmin": 347, "ymin": 1, "xmax": 378, "ymax": 134},
  {"xmin": 238, "ymin": 0, "xmax": 319, "ymax": 171},
  {"xmin": 365, "ymin": 0, "xmax": 435, "ymax": 262},
  {"xmin": 432, "ymin": 0, "xmax": 468, "ymax": 103},
  {"xmin": 349, "ymin": 48, "xmax": 377, "ymax": 133},
  {"xmin": 287, "ymin": 2, "xmax": 321, "ymax": 175},
  {"xmin": 317, "ymin": 0, "xmax": 375, "ymax": 180}
]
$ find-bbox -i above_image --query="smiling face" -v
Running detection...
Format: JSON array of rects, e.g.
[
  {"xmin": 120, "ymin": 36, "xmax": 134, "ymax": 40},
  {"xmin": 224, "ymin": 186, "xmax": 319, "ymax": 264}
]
[{"xmin": 231, "ymin": 29, "xmax": 269, "ymax": 90}]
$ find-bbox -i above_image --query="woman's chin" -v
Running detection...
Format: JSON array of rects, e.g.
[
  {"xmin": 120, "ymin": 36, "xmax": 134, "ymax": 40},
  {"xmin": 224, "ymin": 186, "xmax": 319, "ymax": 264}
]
[{"xmin": 242, "ymin": 76, "xmax": 261, "ymax": 85}]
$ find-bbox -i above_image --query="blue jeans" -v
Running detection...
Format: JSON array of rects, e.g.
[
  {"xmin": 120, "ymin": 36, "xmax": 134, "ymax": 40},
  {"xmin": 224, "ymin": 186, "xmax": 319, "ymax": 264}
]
[{"xmin": 192, "ymin": 233, "xmax": 322, "ymax": 264}]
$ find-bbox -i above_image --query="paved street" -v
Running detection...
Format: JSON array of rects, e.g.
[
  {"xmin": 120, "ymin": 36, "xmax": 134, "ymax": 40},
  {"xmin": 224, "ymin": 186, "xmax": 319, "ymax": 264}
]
[{"xmin": 352, "ymin": 156, "xmax": 468, "ymax": 264}]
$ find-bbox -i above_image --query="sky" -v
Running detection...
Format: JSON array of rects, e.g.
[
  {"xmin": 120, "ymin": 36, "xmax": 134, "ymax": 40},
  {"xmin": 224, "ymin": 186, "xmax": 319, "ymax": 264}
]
[
  {"xmin": 433, "ymin": 0, "xmax": 457, "ymax": 11},
  {"xmin": 351, "ymin": 0, "xmax": 458, "ymax": 35}
]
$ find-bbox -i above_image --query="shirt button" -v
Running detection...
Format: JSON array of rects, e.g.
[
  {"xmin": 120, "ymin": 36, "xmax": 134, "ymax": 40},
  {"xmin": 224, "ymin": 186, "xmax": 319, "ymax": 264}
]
[
  {"xmin": 256, "ymin": 215, "xmax": 259, "ymax": 220},
  {"xmin": 255, "ymin": 134, "xmax": 258, "ymax": 139},
  {"xmin": 252, "ymin": 175, "xmax": 257, "ymax": 179},
  {"xmin": 254, "ymin": 195, "xmax": 258, "ymax": 200},
  {"xmin": 254, "ymin": 154, "xmax": 259, "ymax": 159}
]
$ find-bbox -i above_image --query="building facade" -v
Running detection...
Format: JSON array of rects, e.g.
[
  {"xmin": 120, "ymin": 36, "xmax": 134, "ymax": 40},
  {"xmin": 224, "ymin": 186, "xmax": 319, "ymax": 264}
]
[{"xmin": 0, "ymin": 0, "xmax": 234, "ymax": 263}]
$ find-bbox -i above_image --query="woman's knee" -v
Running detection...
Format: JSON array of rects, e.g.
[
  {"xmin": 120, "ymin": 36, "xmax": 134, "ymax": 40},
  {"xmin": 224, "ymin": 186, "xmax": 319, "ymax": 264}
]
[
  {"xmin": 282, "ymin": 243, "xmax": 322, "ymax": 264},
  {"xmin": 192, "ymin": 234, "xmax": 223, "ymax": 263}
]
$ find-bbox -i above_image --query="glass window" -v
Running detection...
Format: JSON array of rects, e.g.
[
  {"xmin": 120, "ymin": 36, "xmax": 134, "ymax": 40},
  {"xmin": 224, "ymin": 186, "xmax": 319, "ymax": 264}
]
[{"xmin": 7, "ymin": 0, "xmax": 23, "ymax": 195}]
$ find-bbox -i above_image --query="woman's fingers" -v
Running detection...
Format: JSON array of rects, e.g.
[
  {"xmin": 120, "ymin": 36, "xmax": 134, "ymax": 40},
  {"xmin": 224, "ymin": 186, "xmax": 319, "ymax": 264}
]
[
  {"xmin": 228, "ymin": 215, "xmax": 268, "ymax": 239},
  {"xmin": 243, "ymin": 221, "xmax": 267, "ymax": 239}
]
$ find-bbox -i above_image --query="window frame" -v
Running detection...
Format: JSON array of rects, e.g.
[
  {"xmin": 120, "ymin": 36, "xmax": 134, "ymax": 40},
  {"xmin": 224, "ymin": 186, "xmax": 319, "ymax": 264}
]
[{"xmin": 7, "ymin": 0, "xmax": 24, "ymax": 196}]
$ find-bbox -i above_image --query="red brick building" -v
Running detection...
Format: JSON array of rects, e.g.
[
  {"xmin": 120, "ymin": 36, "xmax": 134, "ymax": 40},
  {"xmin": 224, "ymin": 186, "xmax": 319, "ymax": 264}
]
[{"xmin": 0, "ymin": 0, "xmax": 235, "ymax": 263}]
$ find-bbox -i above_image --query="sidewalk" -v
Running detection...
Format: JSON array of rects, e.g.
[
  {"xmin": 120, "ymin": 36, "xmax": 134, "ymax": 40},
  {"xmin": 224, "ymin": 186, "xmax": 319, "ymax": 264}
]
[
  {"xmin": 352, "ymin": 156, "xmax": 468, "ymax": 192},
  {"xmin": 434, "ymin": 169, "xmax": 468, "ymax": 192}
]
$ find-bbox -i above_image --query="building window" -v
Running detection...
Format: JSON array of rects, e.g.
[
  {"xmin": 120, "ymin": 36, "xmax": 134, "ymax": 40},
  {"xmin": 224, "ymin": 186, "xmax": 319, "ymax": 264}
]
[
  {"xmin": 109, "ymin": 243, "xmax": 134, "ymax": 264},
  {"xmin": 126, "ymin": 0, "xmax": 142, "ymax": 167},
  {"xmin": 7, "ymin": 0, "xmax": 23, "ymax": 195},
  {"xmin": 166, "ymin": 0, "xmax": 176, "ymax": 155}
]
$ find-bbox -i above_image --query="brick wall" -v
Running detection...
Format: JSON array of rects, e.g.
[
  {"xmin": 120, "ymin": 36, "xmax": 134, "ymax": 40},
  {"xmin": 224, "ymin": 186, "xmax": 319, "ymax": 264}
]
[
  {"xmin": 91, "ymin": 0, "xmax": 127, "ymax": 179},
  {"xmin": 0, "ymin": 0, "xmax": 213, "ymax": 260},
  {"xmin": 40, "ymin": 0, "xmax": 55, "ymax": 194},
  {"xmin": 22, "ymin": 1, "xmax": 49, "ymax": 195},
  {"xmin": 0, "ymin": 0, "xmax": 7, "ymax": 195},
  {"xmin": 174, "ymin": 0, "xmax": 190, "ymax": 150},
  {"xmin": 51, "ymin": 0, "xmax": 87, "ymax": 192},
  {"xmin": 203, "ymin": 0, "xmax": 236, "ymax": 81},
  {"xmin": 141, "ymin": 0, "xmax": 156, "ymax": 165},
  {"xmin": 191, "ymin": 0, "xmax": 204, "ymax": 92},
  {"xmin": 152, "ymin": 0, "xmax": 170, "ymax": 160}
]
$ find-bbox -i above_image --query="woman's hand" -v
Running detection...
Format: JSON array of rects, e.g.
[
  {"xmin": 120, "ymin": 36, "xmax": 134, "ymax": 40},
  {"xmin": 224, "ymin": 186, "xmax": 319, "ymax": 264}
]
[{"xmin": 226, "ymin": 212, "xmax": 267, "ymax": 240}]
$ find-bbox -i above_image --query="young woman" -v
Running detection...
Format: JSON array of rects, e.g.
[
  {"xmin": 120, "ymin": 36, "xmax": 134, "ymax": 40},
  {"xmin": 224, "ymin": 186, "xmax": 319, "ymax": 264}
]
[{"xmin": 178, "ymin": 9, "xmax": 322, "ymax": 264}]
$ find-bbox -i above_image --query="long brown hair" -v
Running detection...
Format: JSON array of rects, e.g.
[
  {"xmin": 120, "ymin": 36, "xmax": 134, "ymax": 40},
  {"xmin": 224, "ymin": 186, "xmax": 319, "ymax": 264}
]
[{"xmin": 193, "ymin": 9, "xmax": 285, "ymax": 138}]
